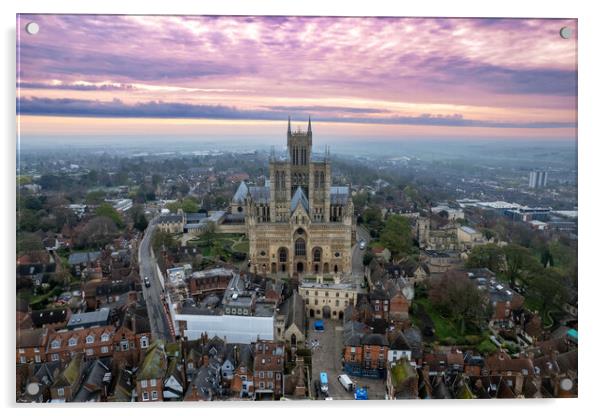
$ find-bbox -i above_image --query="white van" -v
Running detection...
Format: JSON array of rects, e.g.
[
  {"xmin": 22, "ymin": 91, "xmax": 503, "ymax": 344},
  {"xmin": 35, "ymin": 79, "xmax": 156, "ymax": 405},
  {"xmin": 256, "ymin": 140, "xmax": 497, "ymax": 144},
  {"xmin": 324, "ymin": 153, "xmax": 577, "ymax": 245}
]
[{"xmin": 338, "ymin": 374, "xmax": 354, "ymax": 392}]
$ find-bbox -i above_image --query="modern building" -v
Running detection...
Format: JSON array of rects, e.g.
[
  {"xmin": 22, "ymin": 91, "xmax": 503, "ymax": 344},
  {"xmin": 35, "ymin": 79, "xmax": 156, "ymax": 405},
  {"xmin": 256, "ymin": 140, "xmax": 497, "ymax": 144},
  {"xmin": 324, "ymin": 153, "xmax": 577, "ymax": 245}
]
[
  {"xmin": 230, "ymin": 118, "xmax": 355, "ymax": 278},
  {"xmin": 528, "ymin": 171, "xmax": 548, "ymax": 188}
]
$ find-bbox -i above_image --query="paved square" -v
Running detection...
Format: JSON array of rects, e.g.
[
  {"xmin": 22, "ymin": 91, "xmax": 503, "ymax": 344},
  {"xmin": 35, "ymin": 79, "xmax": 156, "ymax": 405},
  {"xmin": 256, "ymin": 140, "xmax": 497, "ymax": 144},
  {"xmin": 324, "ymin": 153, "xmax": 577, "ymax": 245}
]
[{"xmin": 309, "ymin": 318, "xmax": 387, "ymax": 400}]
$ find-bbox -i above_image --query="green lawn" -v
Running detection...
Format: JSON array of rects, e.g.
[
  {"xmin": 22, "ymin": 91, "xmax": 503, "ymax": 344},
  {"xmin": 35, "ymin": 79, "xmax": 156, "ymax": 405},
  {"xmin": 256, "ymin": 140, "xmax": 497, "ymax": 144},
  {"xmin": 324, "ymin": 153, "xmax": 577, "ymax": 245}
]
[{"xmin": 413, "ymin": 298, "xmax": 490, "ymax": 346}]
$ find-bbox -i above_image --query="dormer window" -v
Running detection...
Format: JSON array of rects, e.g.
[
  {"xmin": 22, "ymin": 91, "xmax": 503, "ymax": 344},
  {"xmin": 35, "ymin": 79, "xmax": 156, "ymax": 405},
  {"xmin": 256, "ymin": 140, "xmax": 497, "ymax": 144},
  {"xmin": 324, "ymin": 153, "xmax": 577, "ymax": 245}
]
[
  {"xmin": 86, "ymin": 335, "xmax": 95, "ymax": 344},
  {"xmin": 68, "ymin": 338, "xmax": 77, "ymax": 347},
  {"xmin": 140, "ymin": 336, "xmax": 149, "ymax": 349},
  {"xmin": 101, "ymin": 333, "xmax": 110, "ymax": 343},
  {"xmin": 51, "ymin": 340, "xmax": 60, "ymax": 349}
]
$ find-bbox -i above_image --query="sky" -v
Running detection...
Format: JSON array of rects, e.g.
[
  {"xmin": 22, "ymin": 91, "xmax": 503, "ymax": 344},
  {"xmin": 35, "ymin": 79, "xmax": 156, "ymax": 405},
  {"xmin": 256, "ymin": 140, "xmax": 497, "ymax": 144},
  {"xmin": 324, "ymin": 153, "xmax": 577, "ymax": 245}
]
[{"xmin": 16, "ymin": 15, "xmax": 578, "ymax": 144}]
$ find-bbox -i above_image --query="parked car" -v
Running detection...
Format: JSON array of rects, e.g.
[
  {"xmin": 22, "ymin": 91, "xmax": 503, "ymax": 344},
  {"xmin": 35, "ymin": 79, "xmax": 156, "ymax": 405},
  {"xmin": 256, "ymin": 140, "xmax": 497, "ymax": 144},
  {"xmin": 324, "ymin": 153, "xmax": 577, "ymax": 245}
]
[
  {"xmin": 144, "ymin": 276, "xmax": 151, "ymax": 288},
  {"xmin": 359, "ymin": 240, "xmax": 366, "ymax": 250}
]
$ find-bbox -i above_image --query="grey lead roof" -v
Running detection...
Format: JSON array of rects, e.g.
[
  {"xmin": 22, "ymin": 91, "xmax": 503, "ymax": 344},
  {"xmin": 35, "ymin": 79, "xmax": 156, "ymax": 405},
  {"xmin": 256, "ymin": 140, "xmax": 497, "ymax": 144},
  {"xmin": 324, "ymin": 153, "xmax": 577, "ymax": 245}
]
[
  {"xmin": 291, "ymin": 187, "xmax": 309, "ymax": 213},
  {"xmin": 248, "ymin": 186, "xmax": 270, "ymax": 203},
  {"xmin": 330, "ymin": 186, "xmax": 349, "ymax": 205}
]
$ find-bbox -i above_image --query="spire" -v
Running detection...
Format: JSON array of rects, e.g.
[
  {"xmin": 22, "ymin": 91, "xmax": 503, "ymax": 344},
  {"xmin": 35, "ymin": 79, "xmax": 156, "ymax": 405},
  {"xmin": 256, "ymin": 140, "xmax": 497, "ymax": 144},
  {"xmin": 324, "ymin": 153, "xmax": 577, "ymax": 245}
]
[
  {"xmin": 287, "ymin": 116, "xmax": 291, "ymax": 135},
  {"xmin": 307, "ymin": 115, "xmax": 312, "ymax": 134}
]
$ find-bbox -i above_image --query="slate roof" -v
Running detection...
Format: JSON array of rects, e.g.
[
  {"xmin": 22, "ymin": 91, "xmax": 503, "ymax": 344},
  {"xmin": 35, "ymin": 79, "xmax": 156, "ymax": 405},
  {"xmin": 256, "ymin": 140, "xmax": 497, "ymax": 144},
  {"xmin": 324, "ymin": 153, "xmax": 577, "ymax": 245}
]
[
  {"xmin": 232, "ymin": 182, "xmax": 249, "ymax": 203},
  {"xmin": 280, "ymin": 291, "xmax": 306, "ymax": 332},
  {"xmin": 67, "ymin": 308, "xmax": 111, "ymax": 330},
  {"xmin": 290, "ymin": 187, "xmax": 309, "ymax": 213},
  {"xmin": 343, "ymin": 320, "xmax": 371, "ymax": 347},
  {"xmin": 68, "ymin": 251, "xmax": 101, "ymax": 266},
  {"xmin": 73, "ymin": 359, "xmax": 111, "ymax": 402}
]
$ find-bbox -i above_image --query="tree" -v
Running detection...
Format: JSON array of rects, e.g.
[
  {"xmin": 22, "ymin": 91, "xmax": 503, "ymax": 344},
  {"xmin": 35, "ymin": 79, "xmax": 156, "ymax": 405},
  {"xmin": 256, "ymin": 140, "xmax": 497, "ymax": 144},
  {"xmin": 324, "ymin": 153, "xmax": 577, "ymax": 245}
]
[
  {"xmin": 428, "ymin": 273, "xmax": 488, "ymax": 335},
  {"xmin": 525, "ymin": 267, "xmax": 569, "ymax": 317},
  {"xmin": 86, "ymin": 190, "xmax": 106, "ymax": 205},
  {"xmin": 130, "ymin": 205, "xmax": 149, "ymax": 232},
  {"xmin": 379, "ymin": 215, "xmax": 415, "ymax": 259},
  {"xmin": 361, "ymin": 206, "xmax": 383, "ymax": 235},
  {"xmin": 152, "ymin": 230, "xmax": 177, "ymax": 253},
  {"xmin": 17, "ymin": 232, "xmax": 44, "ymax": 254},
  {"xmin": 75, "ymin": 217, "xmax": 118, "ymax": 248},
  {"xmin": 503, "ymin": 244, "xmax": 541, "ymax": 287},
  {"xmin": 362, "ymin": 251, "xmax": 374, "ymax": 266},
  {"xmin": 181, "ymin": 197, "xmax": 199, "ymax": 213},
  {"xmin": 95, "ymin": 203, "xmax": 124, "ymax": 228},
  {"xmin": 465, "ymin": 244, "xmax": 505, "ymax": 274}
]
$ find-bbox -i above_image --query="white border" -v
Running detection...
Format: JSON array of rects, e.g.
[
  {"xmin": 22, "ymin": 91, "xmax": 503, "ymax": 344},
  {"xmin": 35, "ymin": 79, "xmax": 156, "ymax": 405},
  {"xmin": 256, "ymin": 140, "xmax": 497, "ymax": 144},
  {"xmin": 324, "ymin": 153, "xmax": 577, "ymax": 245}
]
[{"xmin": 2, "ymin": 1, "xmax": 600, "ymax": 416}]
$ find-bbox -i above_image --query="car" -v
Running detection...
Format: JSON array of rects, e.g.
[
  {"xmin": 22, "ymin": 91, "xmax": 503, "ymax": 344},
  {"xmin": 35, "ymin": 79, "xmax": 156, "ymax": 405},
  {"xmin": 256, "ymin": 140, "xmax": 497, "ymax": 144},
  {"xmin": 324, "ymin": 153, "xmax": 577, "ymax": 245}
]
[
  {"xmin": 144, "ymin": 276, "xmax": 151, "ymax": 288},
  {"xmin": 359, "ymin": 240, "xmax": 366, "ymax": 250}
]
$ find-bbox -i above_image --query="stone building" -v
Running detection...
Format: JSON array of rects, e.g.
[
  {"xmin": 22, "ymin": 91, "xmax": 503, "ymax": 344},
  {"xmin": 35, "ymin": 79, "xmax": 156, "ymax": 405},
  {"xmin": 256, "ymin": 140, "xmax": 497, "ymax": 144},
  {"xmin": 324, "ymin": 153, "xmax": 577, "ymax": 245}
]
[
  {"xmin": 231, "ymin": 118, "xmax": 355, "ymax": 278},
  {"xmin": 299, "ymin": 278, "xmax": 357, "ymax": 320}
]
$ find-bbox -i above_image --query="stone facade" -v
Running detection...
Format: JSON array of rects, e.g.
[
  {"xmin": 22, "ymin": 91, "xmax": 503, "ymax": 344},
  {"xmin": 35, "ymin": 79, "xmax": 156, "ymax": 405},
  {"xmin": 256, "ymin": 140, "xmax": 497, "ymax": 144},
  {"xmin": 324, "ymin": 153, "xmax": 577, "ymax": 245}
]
[
  {"xmin": 233, "ymin": 118, "xmax": 355, "ymax": 278},
  {"xmin": 299, "ymin": 279, "xmax": 357, "ymax": 320}
]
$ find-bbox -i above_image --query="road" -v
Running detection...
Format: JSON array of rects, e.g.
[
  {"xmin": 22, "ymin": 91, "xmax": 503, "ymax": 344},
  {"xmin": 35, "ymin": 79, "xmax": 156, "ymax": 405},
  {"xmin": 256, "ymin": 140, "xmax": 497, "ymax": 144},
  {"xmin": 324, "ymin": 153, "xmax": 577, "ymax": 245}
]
[
  {"xmin": 138, "ymin": 217, "xmax": 174, "ymax": 343},
  {"xmin": 350, "ymin": 224, "xmax": 371, "ymax": 291}
]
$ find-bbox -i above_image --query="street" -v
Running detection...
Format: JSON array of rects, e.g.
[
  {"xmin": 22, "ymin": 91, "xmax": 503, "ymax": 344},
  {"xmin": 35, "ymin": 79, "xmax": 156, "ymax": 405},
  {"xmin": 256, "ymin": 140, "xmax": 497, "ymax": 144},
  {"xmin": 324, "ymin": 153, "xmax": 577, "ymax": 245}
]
[
  {"xmin": 350, "ymin": 224, "xmax": 371, "ymax": 292},
  {"xmin": 138, "ymin": 217, "xmax": 174, "ymax": 343}
]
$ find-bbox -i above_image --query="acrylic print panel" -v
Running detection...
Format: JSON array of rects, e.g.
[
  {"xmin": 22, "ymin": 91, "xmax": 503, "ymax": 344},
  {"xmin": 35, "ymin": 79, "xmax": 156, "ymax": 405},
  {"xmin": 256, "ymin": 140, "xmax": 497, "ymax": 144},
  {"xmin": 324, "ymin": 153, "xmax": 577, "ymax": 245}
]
[{"xmin": 16, "ymin": 14, "xmax": 577, "ymax": 402}]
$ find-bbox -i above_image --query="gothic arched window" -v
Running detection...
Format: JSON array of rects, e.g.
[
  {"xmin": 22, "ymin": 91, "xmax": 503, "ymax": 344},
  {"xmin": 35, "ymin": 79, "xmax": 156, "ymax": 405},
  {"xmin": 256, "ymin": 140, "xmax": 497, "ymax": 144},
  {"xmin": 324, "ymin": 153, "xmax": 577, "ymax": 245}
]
[
  {"xmin": 312, "ymin": 247, "xmax": 322, "ymax": 263},
  {"xmin": 278, "ymin": 247, "xmax": 288, "ymax": 263},
  {"xmin": 295, "ymin": 238, "xmax": 306, "ymax": 257}
]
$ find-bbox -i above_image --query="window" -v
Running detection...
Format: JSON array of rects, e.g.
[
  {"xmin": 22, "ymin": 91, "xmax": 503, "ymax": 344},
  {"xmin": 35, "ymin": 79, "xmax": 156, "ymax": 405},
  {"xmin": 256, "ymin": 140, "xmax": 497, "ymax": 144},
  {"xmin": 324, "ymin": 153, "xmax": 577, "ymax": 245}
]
[
  {"xmin": 312, "ymin": 247, "xmax": 322, "ymax": 263},
  {"xmin": 225, "ymin": 307, "xmax": 230, "ymax": 314},
  {"xmin": 120, "ymin": 341, "xmax": 129, "ymax": 351},
  {"xmin": 259, "ymin": 371, "xmax": 264, "ymax": 379},
  {"xmin": 140, "ymin": 336, "xmax": 149, "ymax": 349},
  {"xmin": 187, "ymin": 362, "xmax": 194, "ymax": 370},
  {"xmin": 151, "ymin": 391, "xmax": 158, "ymax": 400},
  {"xmin": 101, "ymin": 346, "xmax": 109, "ymax": 354},
  {"xmin": 141, "ymin": 380, "xmax": 148, "ymax": 388},
  {"xmin": 276, "ymin": 372, "xmax": 281, "ymax": 380},
  {"xmin": 68, "ymin": 338, "xmax": 77, "ymax": 347},
  {"xmin": 18, "ymin": 348, "xmax": 25, "ymax": 354},
  {"xmin": 51, "ymin": 353, "xmax": 59, "ymax": 362},
  {"xmin": 151, "ymin": 379, "xmax": 157, "ymax": 387},
  {"xmin": 20, "ymin": 356, "xmax": 26, "ymax": 364},
  {"xmin": 86, "ymin": 335, "xmax": 94, "ymax": 344},
  {"xmin": 86, "ymin": 348, "xmax": 94, "ymax": 356},
  {"xmin": 268, "ymin": 382, "xmax": 273, "ymax": 389},
  {"xmin": 142, "ymin": 392, "xmax": 149, "ymax": 401},
  {"xmin": 34, "ymin": 347, "xmax": 40, "ymax": 353},
  {"xmin": 294, "ymin": 238, "xmax": 306, "ymax": 256},
  {"xmin": 268, "ymin": 371, "xmax": 273, "ymax": 378},
  {"xmin": 278, "ymin": 248, "xmax": 287, "ymax": 263},
  {"xmin": 57, "ymin": 388, "xmax": 64, "ymax": 397},
  {"xmin": 101, "ymin": 333, "xmax": 110, "ymax": 342},
  {"xmin": 35, "ymin": 355, "xmax": 41, "ymax": 363},
  {"xmin": 259, "ymin": 382, "xmax": 265, "ymax": 389}
]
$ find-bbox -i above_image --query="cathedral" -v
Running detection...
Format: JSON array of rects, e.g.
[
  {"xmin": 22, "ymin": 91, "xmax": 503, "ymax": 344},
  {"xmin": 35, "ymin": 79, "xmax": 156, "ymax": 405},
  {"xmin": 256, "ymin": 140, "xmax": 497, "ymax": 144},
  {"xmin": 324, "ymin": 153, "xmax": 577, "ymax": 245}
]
[{"xmin": 230, "ymin": 117, "xmax": 355, "ymax": 278}]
